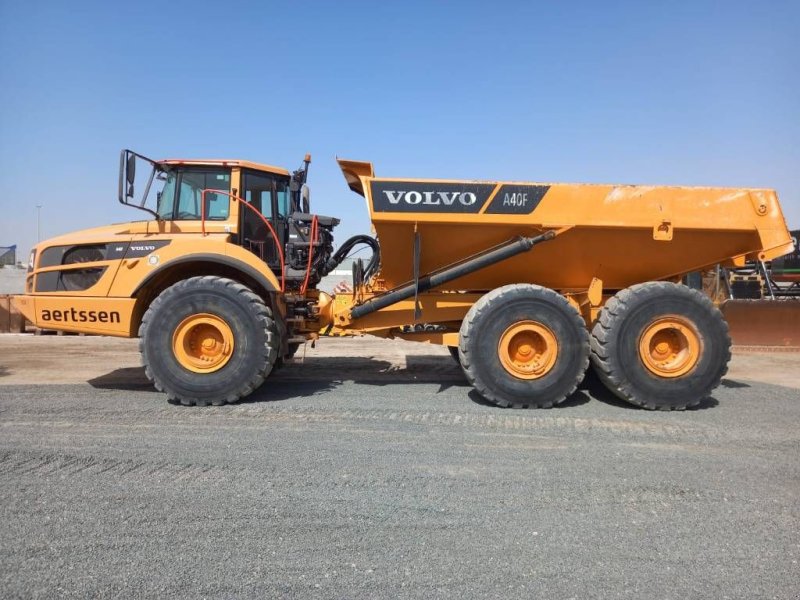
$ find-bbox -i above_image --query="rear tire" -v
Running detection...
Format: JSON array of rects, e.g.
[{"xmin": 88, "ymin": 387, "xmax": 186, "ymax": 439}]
[
  {"xmin": 459, "ymin": 284, "xmax": 589, "ymax": 408},
  {"xmin": 590, "ymin": 282, "xmax": 730, "ymax": 410},
  {"xmin": 139, "ymin": 276, "xmax": 278, "ymax": 406}
]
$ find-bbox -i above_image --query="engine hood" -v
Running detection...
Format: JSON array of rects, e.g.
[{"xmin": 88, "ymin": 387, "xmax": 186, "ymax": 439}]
[{"xmin": 33, "ymin": 221, "xmax": 151, "ymax": 253}]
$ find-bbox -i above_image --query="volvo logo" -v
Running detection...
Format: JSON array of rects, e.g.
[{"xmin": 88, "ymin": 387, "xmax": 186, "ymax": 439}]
[
  {"xmin": 382, "ymin": 190, "xmax": 478, "ymax": 207},
  {"xmin": 369, "ymin": 180, "xmax": 547, "ymax": 215}
]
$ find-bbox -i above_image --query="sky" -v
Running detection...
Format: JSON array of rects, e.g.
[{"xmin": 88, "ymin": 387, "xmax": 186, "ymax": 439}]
[{"xmin": 1, "ymin": 0, "xmax": 798, "ymax": 261}]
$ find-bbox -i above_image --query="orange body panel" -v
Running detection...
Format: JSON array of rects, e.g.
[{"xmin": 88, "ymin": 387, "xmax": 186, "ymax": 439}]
[
  {"xmin": 14, "ymin": 295, "xmax": 136, "ymax": 336},
  {"xmin": 22, "ymin": 224, "xmax": 280, "ymax": 299}
]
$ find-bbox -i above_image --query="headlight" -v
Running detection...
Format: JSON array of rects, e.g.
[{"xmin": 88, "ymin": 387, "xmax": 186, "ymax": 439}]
[{"xmin": 28, "ymin": 249, "xmax": 36, "ymax": 272}]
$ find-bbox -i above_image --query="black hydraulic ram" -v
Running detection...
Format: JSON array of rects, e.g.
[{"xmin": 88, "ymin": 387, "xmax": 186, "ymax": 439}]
[{"xmin": 349, "ymin": 230, "xmax": 557, "ymax": 320}]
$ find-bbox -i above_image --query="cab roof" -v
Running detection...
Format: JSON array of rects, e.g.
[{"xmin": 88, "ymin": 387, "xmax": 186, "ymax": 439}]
[{"xmin": 159, "ymin": 158, "xmax": 290, "ymax": 177}]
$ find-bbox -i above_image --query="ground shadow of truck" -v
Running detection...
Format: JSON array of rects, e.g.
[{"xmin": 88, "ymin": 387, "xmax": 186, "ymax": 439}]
[{"xmin": 87, "ymin": 354, "xmax": 723, "ymax": 410}]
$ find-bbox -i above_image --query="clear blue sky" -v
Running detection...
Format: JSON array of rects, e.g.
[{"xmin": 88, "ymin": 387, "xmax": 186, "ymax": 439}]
[{"xmin": 1, "ymin": 0, "xmax": 798, "ymax": 259}]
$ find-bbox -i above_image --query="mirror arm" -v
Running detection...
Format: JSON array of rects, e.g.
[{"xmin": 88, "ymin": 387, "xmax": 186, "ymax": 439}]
[
  {"xmin": 139, "ymin": 166, "xmax": 157, "ymax": 208},
  {"xmin": 130, "ymin": 205, "xmax": 161, "ymax": 220}
]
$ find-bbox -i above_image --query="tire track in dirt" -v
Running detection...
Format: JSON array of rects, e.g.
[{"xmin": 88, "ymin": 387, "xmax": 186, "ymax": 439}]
[
  {"xmin": 1, "ymin": 447, "xmax": 786, "ymax": 513},
  {"xmin": 2, "ymin": 406, "xmax": 722, "ymax": 441},
  {"xmin": 0, "ymin": 449, "xmax": 231, "ymax": 483}
]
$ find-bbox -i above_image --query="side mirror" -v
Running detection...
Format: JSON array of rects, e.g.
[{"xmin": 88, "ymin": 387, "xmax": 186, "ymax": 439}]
[
  {"xmin": 126, "ymin": 153, "xmax": 136, "ymax": 198},
  {"xmin": 301, "ymin": 184, "xmax": 311, "ymax": 214}
]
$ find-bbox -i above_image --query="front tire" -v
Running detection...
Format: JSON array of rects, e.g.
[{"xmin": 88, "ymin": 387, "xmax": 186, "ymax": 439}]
[
  {"xmin": 459, "ymin": 284, "xmax": 589, "ymax": 408},
  {"xmin": 139, "ymin": 276, "xmax": 278, "ymax": 406},
  {"xmin": 590, "ymin": 282, "xmax": 730, "ymax": 410}
]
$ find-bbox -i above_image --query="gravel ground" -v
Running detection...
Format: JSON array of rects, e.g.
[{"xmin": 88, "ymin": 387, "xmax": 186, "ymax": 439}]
[{"xmin": 1, "ymin": 337, "xmax": 799, "ymax": 599}]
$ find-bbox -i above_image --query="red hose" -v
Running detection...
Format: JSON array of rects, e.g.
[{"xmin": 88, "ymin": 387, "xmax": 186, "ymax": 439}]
[{"xmin": 201, "ymin": 188, "xmax": 285, "ymax": 292}]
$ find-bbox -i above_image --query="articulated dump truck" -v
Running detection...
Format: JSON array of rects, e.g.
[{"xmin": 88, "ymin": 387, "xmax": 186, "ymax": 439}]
[{"xmin": 14, "ymin": 150, "xmax": 794, "ymax": 410}]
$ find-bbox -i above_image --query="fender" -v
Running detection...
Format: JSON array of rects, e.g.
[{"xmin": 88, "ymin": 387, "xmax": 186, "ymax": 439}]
[{"xmin": 131, "ymin": 253, "xmax": 279, "ymax": 297}]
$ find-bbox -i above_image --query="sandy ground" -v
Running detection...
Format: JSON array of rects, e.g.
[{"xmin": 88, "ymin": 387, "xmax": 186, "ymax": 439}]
[{"xmin": 0, "ymin": 334, "xmax": 798, "ymax": 390}]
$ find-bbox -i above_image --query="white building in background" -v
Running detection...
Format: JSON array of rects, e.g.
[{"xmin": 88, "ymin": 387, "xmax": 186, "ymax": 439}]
[{"xmin": 319, "ymin": 257, "xmax": 356, "ymax": 294}]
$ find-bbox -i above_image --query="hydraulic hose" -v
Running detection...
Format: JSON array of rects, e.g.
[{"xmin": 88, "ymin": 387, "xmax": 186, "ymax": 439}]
[{"xmin": 326, "ymin": 235, "xmax": 381, "ymax": 280}]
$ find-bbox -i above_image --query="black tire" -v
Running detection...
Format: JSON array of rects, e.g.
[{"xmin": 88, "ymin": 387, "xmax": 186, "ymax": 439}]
[
  {"xmin": 459, "ymin": 284, "xmax": 589, "ymax": 408},
  {"xmin": 447, "ymin": 345, "xmax": 460, "ymax": 363},
  {"xmin": 139, "ymin": 276, "xmax": 278, "ymax": 406},
  {"xmin": 590, "ymin": 282, "xmax": 730, "ymax": 410}
]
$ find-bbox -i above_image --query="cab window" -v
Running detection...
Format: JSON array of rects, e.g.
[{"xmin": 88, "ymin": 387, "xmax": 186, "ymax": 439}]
[
  {"xmin": 243, "ymin": 172, "xmax": 274, "ymax": 219},
  {"xmin": 276, "ymin": 184, "xmax": 291, "ymax": 216},
  {"xmin": 242, "ymin": 172, "xmax": 292, "ymax": 217}
]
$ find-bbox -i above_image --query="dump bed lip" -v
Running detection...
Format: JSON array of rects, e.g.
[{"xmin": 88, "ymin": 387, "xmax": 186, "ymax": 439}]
[
  {"xmin": 337, "ymin": 158, "xmax": 374, "ymax": 196},
  {"xmin": 336, "ymin": 158, "xmax": 778, "ymax": 193},
  {"xmin": 367, "ymin": 176, "xmax": 777, "ymax": 193}
]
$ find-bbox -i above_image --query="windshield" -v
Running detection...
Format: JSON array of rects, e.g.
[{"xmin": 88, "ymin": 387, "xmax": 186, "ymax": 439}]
[{"xmin": 155, "ymin": 168, "xmax": 231, "ymax": 220}]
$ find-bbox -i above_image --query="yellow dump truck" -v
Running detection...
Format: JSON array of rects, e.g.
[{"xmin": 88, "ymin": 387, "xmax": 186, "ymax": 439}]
[{"xmin": 14, "ymin": 150, "xmax": 795, "ymax": 410}]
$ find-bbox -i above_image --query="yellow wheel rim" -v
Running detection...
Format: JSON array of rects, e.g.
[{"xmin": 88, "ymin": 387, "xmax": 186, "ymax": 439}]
[
  {"xmin": 172, "ymin": 313, "xmax": 234, "ymax": 373},
  {"xmin": 638, "ymin": 316, "xmax": 701, "ymax": 378},
  {"xmin": 498, "ymin": 320, "xmax": 559, "ymax": 379}
]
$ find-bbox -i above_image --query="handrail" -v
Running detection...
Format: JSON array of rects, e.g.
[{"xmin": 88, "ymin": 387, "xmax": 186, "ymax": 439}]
[
  {"xmin": 200, "ymin": 188, "xmax": 285, "ymax": 292},
  {"xmin": 300, "ymin": 215, "xmax": 319, "ymax": 295}
]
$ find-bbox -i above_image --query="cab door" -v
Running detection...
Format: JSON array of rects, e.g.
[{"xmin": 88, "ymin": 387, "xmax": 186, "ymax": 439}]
[{"xmin": 240, "ymin": 170, "xmax": 290, "ymax": 269}]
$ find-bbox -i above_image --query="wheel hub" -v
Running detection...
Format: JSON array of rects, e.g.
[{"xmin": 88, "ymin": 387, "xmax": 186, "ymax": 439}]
[
  {"xmin": 498, "ymin": 320, "xmax": 559, "ymax": 379},
  {"xmin": 638, "ymin": 316, "xmax": 701, "ymax": 378},
  {"xmin": 172, "ymin": 313, "xmax": 234, "ymax": 373}
]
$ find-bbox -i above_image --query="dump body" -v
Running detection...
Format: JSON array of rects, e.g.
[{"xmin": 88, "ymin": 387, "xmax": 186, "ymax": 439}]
[{"xmin": 338, "ymin": 160, "xmax": 794, "ymax": 293}]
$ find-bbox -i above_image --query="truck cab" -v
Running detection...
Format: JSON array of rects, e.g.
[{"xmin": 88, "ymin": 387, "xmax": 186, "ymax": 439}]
[
  {"xmin": 18, "ymin": 150, "xmax": 340, "ymax": 345},
  {"xmin": 121, "ymin": 151, "xmax": 338, "ymax": 290}
]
